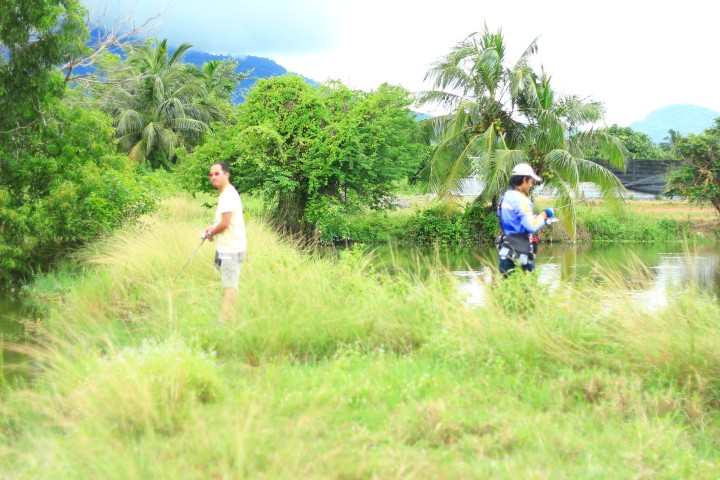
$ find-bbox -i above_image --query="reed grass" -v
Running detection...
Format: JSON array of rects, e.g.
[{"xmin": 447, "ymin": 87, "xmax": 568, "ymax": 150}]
[{"xmin": 1, "ymin": 194, "xmax": 719, "ymax": 478}]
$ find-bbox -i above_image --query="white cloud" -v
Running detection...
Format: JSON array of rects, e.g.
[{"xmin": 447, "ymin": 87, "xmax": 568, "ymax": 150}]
[
  {"xmin": 84, "ymin": 0, "xmax": 343, "ymax": 54},
  {"xmin": 84, "ymin": 0, "xmax": 720, "ymax": 126}
]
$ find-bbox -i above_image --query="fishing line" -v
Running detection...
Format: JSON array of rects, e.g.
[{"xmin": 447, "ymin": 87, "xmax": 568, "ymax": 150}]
[{"xmin": 173, "ymin": 237, "xmax": 206, "ymax": 282}]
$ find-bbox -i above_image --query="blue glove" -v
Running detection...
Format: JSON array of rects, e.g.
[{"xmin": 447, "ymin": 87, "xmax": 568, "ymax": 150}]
[{"xmin": 544, "ymin": 208, "xmax": 555, "ymax": 218}]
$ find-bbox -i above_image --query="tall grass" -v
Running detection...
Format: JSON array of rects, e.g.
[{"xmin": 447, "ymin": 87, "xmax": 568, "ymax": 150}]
[{"xmin": 1, "ymin": 195, "xmax": 719, "ymax": 478}]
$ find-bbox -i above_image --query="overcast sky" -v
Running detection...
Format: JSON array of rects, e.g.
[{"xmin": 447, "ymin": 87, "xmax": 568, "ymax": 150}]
[{"xmin": 84, "ymin": 0, "xmax": 719, "ymax": 126}]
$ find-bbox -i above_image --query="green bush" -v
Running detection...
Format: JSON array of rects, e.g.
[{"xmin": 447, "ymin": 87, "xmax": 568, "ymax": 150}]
[
  {"xmin": 0, "ymin": 103, "xmax": 156, "ymax": 285},
  {"xmin": 319, "ymin": 210, "xmax": 409, "ymax": 243},
  {"xmin": 582, "ymin": 212, "xmax": 691, "ymax": 243},
  {"xmin": 405, "ymin": 208, "xmax": 472, "ymax": 245},
  {"xmin": 393, "ymin": 203, "xmax": 499, "ymax": 246},
  {"xmin": 583, "ymin": 215, "xmax": 627, "ymax": 241},
  {"xmin": 464, "ymin": 201, "xmax": 501, "ymax": 241},
  {"xmin": 320, "ymin": 202, "xmax": 500, "ymax": 246}
]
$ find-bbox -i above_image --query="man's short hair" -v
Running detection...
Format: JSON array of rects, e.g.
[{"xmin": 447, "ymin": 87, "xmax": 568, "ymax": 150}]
[
  {"xmin": 509, "ymin": 175, "xmax": 526, "ymax": 187},
  {"xmin": 212, "ymin": 161, "xmax": 230, "ymax": 173}
]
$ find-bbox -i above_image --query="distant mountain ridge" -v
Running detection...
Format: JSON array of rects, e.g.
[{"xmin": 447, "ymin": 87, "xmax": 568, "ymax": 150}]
[
  {"xmin": 80, "ymin": 30, "xmax": 312, "ymax": 101},
  {"xmin": 630, "ymin": 104, "xmax": 720, "ymax": 143},
  {"xmin": 182, "ymin": 51, "xmax": 317, "ymax": 101}
]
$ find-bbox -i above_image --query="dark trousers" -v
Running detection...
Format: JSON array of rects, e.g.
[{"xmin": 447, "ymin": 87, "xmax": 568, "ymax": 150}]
[{"xmin": 498, "ymin": 257, "xmax": 535, "ymax": 277}]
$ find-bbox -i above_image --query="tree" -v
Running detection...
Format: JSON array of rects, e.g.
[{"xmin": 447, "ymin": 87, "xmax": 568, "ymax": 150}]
[
  {"xmin": 60, "ymin": 11, "xmax": 160, "ymax": 84},
  {"xmin": 417, "ymin": 26, "xmax": 537, "ymax": 196},
  {"xmin": 417, "ymin": 27, "xmax": 626, "ymax": 241},
  {"xmin": 513, "ymin": 73, "xmax": 627, "ymax": 239},
  {"xmin": 0, "ymin": 2, "xmax": 158, "ymax": 286},
  {"xmin": 665, "ymin": 119, "xmax": 720, "ymax": 214},
  {"xmin": 90, "ymin": 38, "xmax": 222, "ymax": 167},
  {"xmin": 178, "ymin": 74, "xmax": 423, "ymax": 236},
  {"xmin": 0, "ymin": 101, "xmax": 155, "ymax": 285},
  {"xmin": 0, "ymin": 0, "xmax": 87, "ymax": 145},
  {"xmin": 199, "ymin": 59, "xmax": 248, "ymax": 102},
  {"xmin": 584, "ymin": 125, "xmax": 665, "ymax": 160},
  {"xmin": 304, "ymin": 81, "xmax": 425, "ymax": 234},
  {"xmin": 659, "ymin": 129, "xmax": 683, "ymax": 156}
]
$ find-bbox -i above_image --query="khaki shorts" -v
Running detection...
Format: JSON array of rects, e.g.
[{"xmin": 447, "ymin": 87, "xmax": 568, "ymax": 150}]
[{"xmin": 215, "ymin": 251, "xmax": 245, "ymax": 289}]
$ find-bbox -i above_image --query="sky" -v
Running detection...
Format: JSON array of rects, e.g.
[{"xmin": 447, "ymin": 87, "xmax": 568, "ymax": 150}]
[{"xmin": 84, "ymin": 0, "xmax": 719, "ymax": 127}]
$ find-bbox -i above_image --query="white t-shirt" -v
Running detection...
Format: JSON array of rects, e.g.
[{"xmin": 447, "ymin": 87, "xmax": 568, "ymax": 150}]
[{"xmin": 214, "ymin": 185, "xmax": 246, "ymax": 254}]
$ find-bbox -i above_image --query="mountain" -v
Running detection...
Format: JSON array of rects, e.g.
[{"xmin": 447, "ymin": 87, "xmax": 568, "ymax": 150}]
[
  {"xmin": 77, "ymin": 35, "xmax": 429, "ymax": 118},
  {"xmin": 630, "ymin": 104, "xmax": 720, "ymax": 143},
  {"xmin": 183, "ymin": 51, "xmax": 318, "ymax": 101},
  {"xmin": 79, "ymin": 30, "xmax": 313, "ymax": 101}
]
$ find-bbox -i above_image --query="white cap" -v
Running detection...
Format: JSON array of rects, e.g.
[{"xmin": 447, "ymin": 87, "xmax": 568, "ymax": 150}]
[{"xmin": 511, "ymin": 163, "xmax": 542, "ymax": 182}]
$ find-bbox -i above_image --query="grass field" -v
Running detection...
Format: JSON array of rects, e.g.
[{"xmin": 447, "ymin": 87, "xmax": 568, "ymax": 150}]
[{"xmin": 1, "ymin": 195, "xmax": 719, "ymax": 479}]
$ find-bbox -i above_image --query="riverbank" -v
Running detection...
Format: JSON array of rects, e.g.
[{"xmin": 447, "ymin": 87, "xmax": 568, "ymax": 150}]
[
  {"xmin": 323, "ymin": 195, "xmax": 719, "ymax": 246},
  {"xmin": 2, "ymin": 195, "xmax": 719, "ymax": 478}
]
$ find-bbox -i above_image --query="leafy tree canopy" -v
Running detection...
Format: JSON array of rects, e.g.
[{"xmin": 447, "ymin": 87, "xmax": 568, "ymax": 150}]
[
  {"xmin": 0, "ymin": 101, "xmax": 155, "ymax": 285},
  {"xmin": 0, "ymin": 0, "xmax": 88, "ymax": 143},
  {"xmin": 583, "ymin": 125, "xmax": 665, "ymax": 160},
  {"xmin": 87, "ymin": 39, "xmax": 224, "ymax": 168},
  {"xmin": 179, "ymin": 74, "xmax": 424, "ymax": 237},
  {"xmin": 665, "ymin": 118, "xmax": 720, "ymax": 214},
  {"xmin": 417, "ymin": 26, "xmax": 627, "ymax": 241}
]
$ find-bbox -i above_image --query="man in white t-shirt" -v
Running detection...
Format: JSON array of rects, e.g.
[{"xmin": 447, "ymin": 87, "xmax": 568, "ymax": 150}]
[{"xmin": 203, "ymin": 161, "xmax": 247, "ymax": 322}]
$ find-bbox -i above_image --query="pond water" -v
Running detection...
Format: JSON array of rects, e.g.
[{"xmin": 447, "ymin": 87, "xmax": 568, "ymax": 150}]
[{"xmin": 365, "ymin": 242, "xmax": 720, "ymax": 309}]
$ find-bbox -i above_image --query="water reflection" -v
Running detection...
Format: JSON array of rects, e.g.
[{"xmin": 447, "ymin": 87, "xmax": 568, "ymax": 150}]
[{"xmin": 369, "ymin": 243, "xmax": 720, "ymax": 309}]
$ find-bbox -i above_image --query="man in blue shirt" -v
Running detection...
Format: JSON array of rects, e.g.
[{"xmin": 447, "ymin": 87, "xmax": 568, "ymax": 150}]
[{"xmin": 497, "ymin": 163, "xmax": 554, "ymax": 276}]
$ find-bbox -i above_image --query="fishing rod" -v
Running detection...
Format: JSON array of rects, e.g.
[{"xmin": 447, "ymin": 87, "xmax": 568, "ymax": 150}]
[{"xmin": 173, "ymin": 236, "xmax": 206, "ymax": 282}]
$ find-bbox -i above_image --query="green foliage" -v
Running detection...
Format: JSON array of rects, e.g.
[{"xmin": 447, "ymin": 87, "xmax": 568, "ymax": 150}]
[
  {"xmin": 315, "ymin": 210, "xmax": 408, "ymax": 243},
  {"xmin": 0, "ymin": 103, "xmax": 156, "ymax": 285},
  {"xmin": 582, "ymin": 212, "xmax": 691, "ymax": 242},
  {"xmin": 199, "ymin": 58, "xmax": 248, "ymax": 102},
  {"xmin": 312, "ymin": 201, "xmax": 501, "ymax": 246},
  {"xmin": 659, "ymin": 129, "xmax": 683, "ymax": 156},
  {"xmin": 404, "ymin": 203, "xmax": 499, "ymax": 246},
  {"xmin": 180, "ymin": 74, "xmax": 424, "ymax": 235},
  {"xmin": 0, "ymin": 0, "xmax": 88, "ymax": 142},
  {"xmin": 418, "ymin": 27, "xmax": 628, "ymax": 241},
  {"xmin": 88, "ymin": 39, "xmax": 223, "ymax": 167},
  {"xmin": 665, "ymin": 119, "xmax": 720, "ymax": 214},
  {"xmin": 583, "ymin": 125, "xmax": 666, "ymax": 160},
  {"xmin": 464, "ymin": 201, "xmax": 501, "ymax": 240},
  {"xmin": 406, "ymin": 208, "xmax": 473, "ymax": 245}
]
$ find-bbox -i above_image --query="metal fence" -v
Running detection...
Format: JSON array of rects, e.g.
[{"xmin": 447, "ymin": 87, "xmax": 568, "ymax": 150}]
[{"xmin": 457, "ymin": 160, "xmax": 683, "ymax": 199}]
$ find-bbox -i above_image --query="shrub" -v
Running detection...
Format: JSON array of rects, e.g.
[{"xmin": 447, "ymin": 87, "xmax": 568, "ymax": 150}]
[
  {"xmin": 0, "ymin": 103, "xmax": 156, "ymax": 285},
  {"xmin": 582, "ymin": 212, "xmax": 691, "ymax": 243},
  {"xmin": 67, "ymin": 338, "xmax": 223, "ymax": 436},
  {"xmin": 405, "ymin": 208, "xmax": 472, "ymax": 245}
]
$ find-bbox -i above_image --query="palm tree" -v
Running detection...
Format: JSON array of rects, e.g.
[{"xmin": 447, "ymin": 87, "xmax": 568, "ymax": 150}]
[
  {"xmin": 200, "ymin": 59, "xmax": 247, "ymax": 101},
  {"xmin": 96, "ymin": 38, "xmax": 221, "ymax": 166},
  {"xmin": 417, "ymin": 26, "xmax": 538, "ymax": 198},
  {"xmin": 418, "ymin": 26, "xmax": 627, "ymax": 241},
  {"xmin": 659, "ymin": 128, "xmax": 682, "ymax": 153},
  {"xmin": 514, "ymin": 73, "xmax": 627, "ymax": 239}
]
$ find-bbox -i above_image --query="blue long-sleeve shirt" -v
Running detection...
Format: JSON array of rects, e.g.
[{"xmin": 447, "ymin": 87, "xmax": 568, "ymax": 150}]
[{"xmin": 498, "ymin": 189, "xmax": 546, "ymax": 235}]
